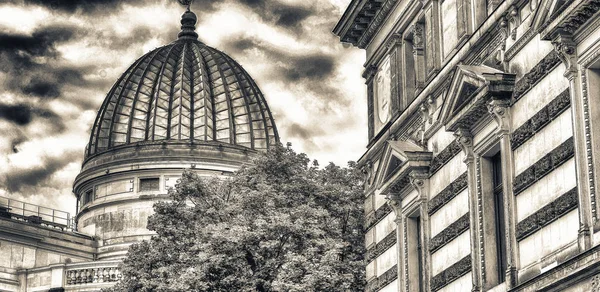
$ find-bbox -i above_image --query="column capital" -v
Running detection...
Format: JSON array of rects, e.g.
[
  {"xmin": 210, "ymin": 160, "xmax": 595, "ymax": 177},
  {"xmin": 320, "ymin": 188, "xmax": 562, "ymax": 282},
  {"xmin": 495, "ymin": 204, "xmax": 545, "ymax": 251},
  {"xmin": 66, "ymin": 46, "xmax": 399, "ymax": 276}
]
[
  {"xmin": 362, "ymin": 65, "xmax": 378, "ymax": 82},
  {"xmin": 488, "ymin": 99, "xmax": 512, "ymax": 135},
  {"xmin": 385, "ymin": 33, "xmax": 402, "ymax": 52},
  {"xmin": 454, "ymin": 128, "xmax": 474, "ymax": 164},
  {"xmin": 551, "ymin": 32, "xmax": 578, "ymax": 79}
]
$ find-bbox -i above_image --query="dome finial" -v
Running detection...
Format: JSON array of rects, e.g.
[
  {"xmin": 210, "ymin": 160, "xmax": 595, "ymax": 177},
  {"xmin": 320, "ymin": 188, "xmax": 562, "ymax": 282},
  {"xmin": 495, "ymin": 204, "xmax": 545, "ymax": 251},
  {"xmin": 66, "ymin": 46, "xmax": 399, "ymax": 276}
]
[{"xmin": 177, "ymin": 0, "xmax": 198, "ymax": 40}]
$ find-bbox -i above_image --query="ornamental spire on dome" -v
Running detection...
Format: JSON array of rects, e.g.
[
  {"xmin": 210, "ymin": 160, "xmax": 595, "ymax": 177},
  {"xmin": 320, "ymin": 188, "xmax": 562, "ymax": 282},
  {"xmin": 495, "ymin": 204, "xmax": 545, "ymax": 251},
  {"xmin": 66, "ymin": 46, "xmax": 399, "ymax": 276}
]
[{"xmin": 177, "ymin": 0, "xmax": 198, "ymax": 40}]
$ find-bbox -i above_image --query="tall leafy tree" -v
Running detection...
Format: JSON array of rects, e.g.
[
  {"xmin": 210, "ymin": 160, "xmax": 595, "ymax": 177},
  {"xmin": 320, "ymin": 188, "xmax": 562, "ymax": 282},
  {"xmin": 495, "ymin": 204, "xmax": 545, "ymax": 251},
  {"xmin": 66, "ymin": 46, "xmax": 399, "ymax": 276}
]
[{"xmin": 106, "ymin": 144, "xmax": 365, "ymax": 292}]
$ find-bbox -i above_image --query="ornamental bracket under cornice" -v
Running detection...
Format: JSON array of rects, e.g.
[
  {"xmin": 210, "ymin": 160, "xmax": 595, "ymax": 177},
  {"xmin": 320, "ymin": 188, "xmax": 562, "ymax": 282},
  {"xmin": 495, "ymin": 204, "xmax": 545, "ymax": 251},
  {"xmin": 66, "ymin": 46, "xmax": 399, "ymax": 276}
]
[
  {"xmin": 454, "ymin": 128, "xmax": 475, "ymax": 163},
  {"xmin": 551, "ymin": 31, "xmax": 578, "ymax": 79},
  {"xmin": 488, "ymin": 99, "xmax": 512, "ymax": 135}
]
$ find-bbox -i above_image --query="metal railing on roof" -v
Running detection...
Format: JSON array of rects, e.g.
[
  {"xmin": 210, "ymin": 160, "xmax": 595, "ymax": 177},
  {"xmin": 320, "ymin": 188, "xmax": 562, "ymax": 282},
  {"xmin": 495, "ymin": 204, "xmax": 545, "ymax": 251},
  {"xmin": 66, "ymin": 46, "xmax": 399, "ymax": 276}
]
[{"xmin": 0, "ymin": 195, "xmax": 73, "ymax": 231}]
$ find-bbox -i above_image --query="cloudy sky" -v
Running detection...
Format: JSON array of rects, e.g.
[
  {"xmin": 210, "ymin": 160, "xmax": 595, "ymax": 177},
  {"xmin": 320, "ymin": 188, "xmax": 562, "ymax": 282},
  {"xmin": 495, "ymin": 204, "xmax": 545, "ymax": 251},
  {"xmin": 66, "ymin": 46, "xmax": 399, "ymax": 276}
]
[{"xmin": 0, "ymin": 0, "xmax": 366, "ymax": 214}]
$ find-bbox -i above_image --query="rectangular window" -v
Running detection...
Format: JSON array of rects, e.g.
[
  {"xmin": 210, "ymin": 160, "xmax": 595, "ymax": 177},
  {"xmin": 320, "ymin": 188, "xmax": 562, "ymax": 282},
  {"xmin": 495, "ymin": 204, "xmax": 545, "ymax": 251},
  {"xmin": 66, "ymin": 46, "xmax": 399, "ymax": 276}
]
[
  {"xmin": 492, "ymin": 152, "xmax": 507, "ymax": 283},
  {"xmin": 407, "ymin": 212, "xmax": 424, "ymax": 291},
  {"xmin": 82, "ymin": 189, "xmax": 93, "ymax": 206},
  {"xmin": 140, "ymin": 178, "xmax": 160, "ymax": 192}
]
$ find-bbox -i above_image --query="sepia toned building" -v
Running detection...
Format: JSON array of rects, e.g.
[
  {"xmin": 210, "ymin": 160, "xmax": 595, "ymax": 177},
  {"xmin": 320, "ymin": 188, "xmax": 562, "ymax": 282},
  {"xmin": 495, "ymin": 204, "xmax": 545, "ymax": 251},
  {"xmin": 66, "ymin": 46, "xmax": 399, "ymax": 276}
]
[
  {"xmin": 0, "ymin": 8, "xmax": 278, "ymax": 292},
  {"xmin": 335, "ymin": 0, "xmax": 600, "ymax": 291}
]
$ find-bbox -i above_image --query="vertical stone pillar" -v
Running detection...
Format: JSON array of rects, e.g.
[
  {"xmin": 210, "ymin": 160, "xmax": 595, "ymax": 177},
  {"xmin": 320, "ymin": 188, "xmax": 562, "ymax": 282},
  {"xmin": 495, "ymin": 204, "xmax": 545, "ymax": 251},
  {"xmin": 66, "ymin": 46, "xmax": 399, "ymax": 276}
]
[
  {"xmin": 387, "ymin": 34, "xmax": 403, "ymax": 113},
  {"xmin": 454, "ymin": 128, "xmax": 482, "ymax": 292},
  {"xmin": 410, "ymin": 171, "xmax": 431, "ymax": 292},
  {"xmin": 488, "ymin": 99, "xmax": 518, "ymax": 288},
  {"xmin": 413, "ymin": 23, "xmax": 426, "ymax": 93},
  {"xmin": 552, "ymin": 32, "xmax": 593, "ymax": 251},
  {"xmin": 50, "ymin": 264, "xmax": 66, "ymax": 289},
  {"xmin": 388, "ymin": 196, "xmax": 406, "ymax": 292}
]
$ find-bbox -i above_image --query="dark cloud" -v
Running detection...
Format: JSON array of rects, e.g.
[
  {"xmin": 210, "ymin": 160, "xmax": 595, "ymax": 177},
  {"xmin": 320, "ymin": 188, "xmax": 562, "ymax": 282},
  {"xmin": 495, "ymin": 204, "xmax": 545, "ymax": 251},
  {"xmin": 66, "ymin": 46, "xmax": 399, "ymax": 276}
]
[
  {"xmin": 23, "ymin": 0, "xmax": 146, "ymax": 13},
  {"xmin": 0, "ymin": 24, "xmax": 90, "ymax": 99},
  {"xmin": 235, "ymin": 0, "xmax": 313, "ymax": 31},
  {"xmin": 282, "ymin": 54, "xmax": 335, "ymax": 81},
  {"xmin": 273, "ymin": 5, "xmax": 312, "ymax": 28},
  {"xmin": 3, "ymin": 152, "xmax": 76, "ymax": 193},
  {"xmin": 288, "ymin": 122, "xmax": 323, "ymax": 140},
  {"xmin": 0, "ymin": 104, "xmax": 32, "ymax": 125},
  {"xmin": 0, "ymin": 103, "xmax": 64, "ymax": 130}
]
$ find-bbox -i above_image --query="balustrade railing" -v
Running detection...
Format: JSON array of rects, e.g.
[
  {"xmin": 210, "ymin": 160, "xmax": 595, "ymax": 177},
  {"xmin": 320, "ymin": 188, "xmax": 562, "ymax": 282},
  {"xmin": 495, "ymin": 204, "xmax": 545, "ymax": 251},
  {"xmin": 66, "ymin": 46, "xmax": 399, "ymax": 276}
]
[
  {"xmin": 0, "ymin": 195, "xmax": 73, "ymax": 230},
  {"xmin": 65, "ymin": 267, "xmax": 122, "ymax": 285}
]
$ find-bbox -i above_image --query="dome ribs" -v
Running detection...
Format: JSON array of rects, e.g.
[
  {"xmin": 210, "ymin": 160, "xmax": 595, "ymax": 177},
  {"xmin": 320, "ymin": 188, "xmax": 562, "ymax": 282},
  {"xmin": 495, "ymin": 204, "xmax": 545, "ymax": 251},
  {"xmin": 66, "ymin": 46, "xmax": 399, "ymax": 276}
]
[
  {"xmin": 148, "ymin": 45, "xmax": 177, "ymax": 141},
  {"xmin": 179, "ymin": 42, "xmax": 193, "ymax": 141},
  {"xmin": 125, "ymin": 48, "xmax": 163, "ymax": 144},
  {"xmin": 221, "ymin": 54, "xmax": 256, "ymax": 149},
  {"xmin": 153, "ymin": 44, "xmax": 182, "ymax": 140},
  {"xmin": 191, "ymin": 44, "xmax": 214, "ymax": 142},
  {"xmin": 143, "ymin": 47, "xmax": 171, "ymax": 140},
  {"xmin": 204, "ymin": 47, "xmax": 234, "ymax": 145},
  {"xmin": 103, "ymin": 55, "xmax": 147, "ymax": 148},
  {"xmin": 169, "ymin": 43, "xmax": 186, "ymax": 140},
  {"xmin": 166, "ymin": 44, "xmax": 185, "ymax": 140},
  {"xmin": 88, "ymin": 59, "xmax": 140, "ymax": 157},
  {"xmin": 85, "ymin": 39, "xmax": 280, "ymax": 160},
  {"xmin": 110, "ymin": 53, "xmax": 153, "ymax": 147},
  {"xmin": 238, "ymin": 65, "xmax": 273, "ymax": 150}
]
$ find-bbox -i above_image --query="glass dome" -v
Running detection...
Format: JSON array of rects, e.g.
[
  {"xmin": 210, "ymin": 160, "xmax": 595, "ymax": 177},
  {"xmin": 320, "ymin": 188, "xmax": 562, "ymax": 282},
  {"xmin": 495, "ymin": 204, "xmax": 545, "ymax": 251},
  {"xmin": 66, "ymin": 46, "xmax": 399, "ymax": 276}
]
[{"xmin": 85, "ymin": 11, "xmax": 279, "ymax": 159}]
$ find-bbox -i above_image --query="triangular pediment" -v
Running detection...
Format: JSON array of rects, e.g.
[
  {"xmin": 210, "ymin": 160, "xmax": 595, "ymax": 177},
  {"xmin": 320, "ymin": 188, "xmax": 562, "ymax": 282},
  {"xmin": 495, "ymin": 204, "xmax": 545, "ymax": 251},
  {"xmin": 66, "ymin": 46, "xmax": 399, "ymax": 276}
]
[
  {"xmin": 440, "ymin": 65, "xmax": 515, "ymax": 131},
  {"xmin": 532, "ymin": 0, "xmax": 572, "ymax": 34},
  {"xmin": 375, "ymin": 140, "xmax": 432, "ymax": 195}
]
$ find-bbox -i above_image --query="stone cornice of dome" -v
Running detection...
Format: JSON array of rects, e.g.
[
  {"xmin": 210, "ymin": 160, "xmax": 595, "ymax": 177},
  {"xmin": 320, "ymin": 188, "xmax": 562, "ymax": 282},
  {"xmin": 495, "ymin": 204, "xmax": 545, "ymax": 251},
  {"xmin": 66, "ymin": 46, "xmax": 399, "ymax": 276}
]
[{"xmin": 74, "ymin": 141, "xmax": 255, "ymax": 190}]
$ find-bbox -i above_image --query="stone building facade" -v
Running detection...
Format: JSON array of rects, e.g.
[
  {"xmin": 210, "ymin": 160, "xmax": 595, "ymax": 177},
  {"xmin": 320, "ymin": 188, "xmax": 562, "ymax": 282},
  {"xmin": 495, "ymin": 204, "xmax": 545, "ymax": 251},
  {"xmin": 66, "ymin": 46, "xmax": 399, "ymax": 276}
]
[
  {"xmin": 335, "ymin": 0, "xmax": 600, "ymax": 291},
  {"xmin": 0, "ymin": 8, "xmax": 278, "ymax": 292}
]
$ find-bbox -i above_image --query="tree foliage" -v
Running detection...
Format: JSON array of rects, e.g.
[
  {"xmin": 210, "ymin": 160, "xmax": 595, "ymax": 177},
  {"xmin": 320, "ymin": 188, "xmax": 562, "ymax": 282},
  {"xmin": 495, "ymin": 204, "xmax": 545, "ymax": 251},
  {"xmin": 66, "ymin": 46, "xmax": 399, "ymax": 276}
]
[{"xmin": 106, "ymin": 144, "xmax": 365, "ymax": 292}]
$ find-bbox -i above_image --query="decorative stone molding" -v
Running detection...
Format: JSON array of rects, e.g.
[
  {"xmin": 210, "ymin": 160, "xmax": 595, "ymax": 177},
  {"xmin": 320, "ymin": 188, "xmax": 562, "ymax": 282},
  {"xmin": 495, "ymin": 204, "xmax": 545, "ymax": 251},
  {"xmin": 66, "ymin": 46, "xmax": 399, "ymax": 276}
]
[
  {"xmin": 488, "ymin": 99, "xmax": 512, "ymax": 134},
  {"xmin": 547, "ymin": 0, "xmax": 600, "ymax": 36},
  {"xmin": 513, "ymin": 137, "xmax": 575, "ymax": 195},
  {"xmin": 413, "ymin": 23, "xmax": 424, "ymax": 51},
  {"xmin": 505, "ymin": 29, "xmax": 536, "ymax": 61},
  {"xmin": 65, "ymin": 267, "xmax": 122, "ymax": 285},
  {"xmin": 551, "ymin": 33, "xmax": 578, "ymax": 78},
  {"xmin": 507, "ymin": 5, "xmax": 520, "ymax": 41},
  {"xmin": 365, "ymin": 203, "xmax": 393, "ymax": 230},
  {"xmin": 431, "ymin": 255, "xmax": 472, "ymax": 291},
  {"xmin": 385, "ymin": 33, "xmax": 402, "ymax": 54},
  {"xmin": 429, "ymin": 212, "xmax": 470, "ymax": 252},
  {"xmin": 429, "ymin": 140, "xmax": 462, "ymax": 175},
  {"xmin": 516, "ymin": 187, "xmax": 578, "ymax": 241},
  {"xmin": 511, "ymin": 89, "xmax": 571, "ymax": 150},
  {"xmin": 455, "ymin": 128, "xmax": 475, "ymax": 163},
  {"xmin": 409, "ymin": 170, "xmax": 429, "ymax": 195},
  {"xmin": 365, "ymin": 264, "xmax": 399, "ymax": 292},
  {"xmin": 362, "ymin": 65, "xmax": 378, "ymax": 82},
  {"xmin": 580, "ymin": 64, "xmax": 598, "ymax": 221},
  {"xmin": 428, "ymin": 172, "xmax": 468, "ymax": 215},
  {"xmin": 475, "ymin": 157, "xmax": 486, "ymax": 280},
  {"xmin": 366, "ymin": 230, "xmax": 397, "ymax": 263},
  {"xmin": 465, "ymin": 21, "xmax": 506, "ymax": 66},
  {"xmin": 357, "ymin": 0, "xmax": 399, "ymax": 49},
  {"xmin": 512, "ymin": 51, "xmax": 562, "ymax": 101}
]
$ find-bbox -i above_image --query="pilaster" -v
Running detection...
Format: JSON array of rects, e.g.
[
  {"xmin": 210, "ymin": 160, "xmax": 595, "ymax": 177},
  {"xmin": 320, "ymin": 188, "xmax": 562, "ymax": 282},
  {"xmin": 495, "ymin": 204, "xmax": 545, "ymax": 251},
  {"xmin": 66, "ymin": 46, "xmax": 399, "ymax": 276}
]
[
  {"xmin": 552, "ymin": 32, "xmax": 593, "ymax": 251},
  {"xmin": 454, "ymin": 128, "xmax": 482, "ymax": 292},
  {"xmin": 488, "ymin": 99, "xmax": 518, "ymax": 288},
  {"xmin": 388, "ymin": 196, "xmax": 405, "ymax": 292},
  {"xmin": 413, "ymin": 23, "xmax": 426, "ymax": 93},
  {"xmin": 411, "ymin": 171, "xmax": 431, "ymax": 292}
]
